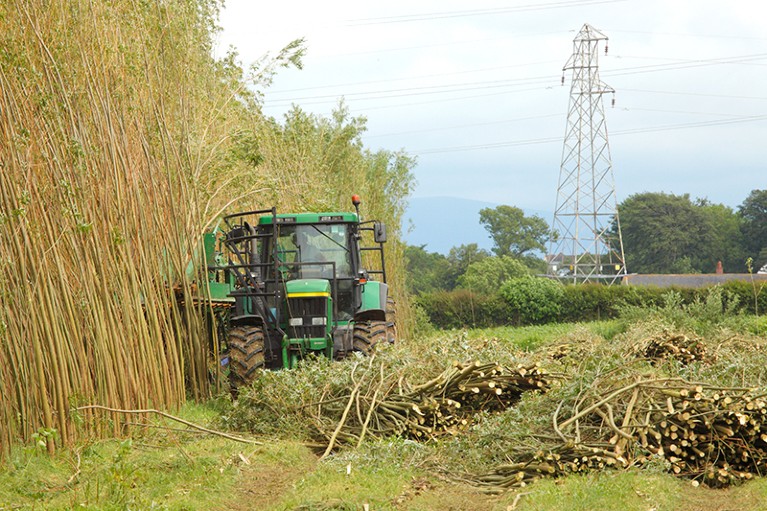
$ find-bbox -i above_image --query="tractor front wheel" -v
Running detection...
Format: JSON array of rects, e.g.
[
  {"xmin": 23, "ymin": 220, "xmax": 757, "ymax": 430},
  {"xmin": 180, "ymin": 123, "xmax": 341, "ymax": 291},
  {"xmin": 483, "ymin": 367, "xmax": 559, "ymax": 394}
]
[
  {"xmin": 352, "ymin": 320, "xmax": 387, "ymax": 355},
  {"xmin": 228, "ymin": 325, "xmax": 265, "ymax": 393}
]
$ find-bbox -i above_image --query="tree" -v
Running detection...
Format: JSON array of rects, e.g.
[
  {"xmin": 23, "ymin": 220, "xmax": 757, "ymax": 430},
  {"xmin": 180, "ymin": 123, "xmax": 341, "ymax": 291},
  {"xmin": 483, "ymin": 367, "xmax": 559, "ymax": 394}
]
[
  {"xmin": 456, "ymin": 256, "xmax": 530, "ymax": 295},
  {"xmin": 698, "ymin": 201, "xmax": 746, "ymax": 273},
  {"xmin": 445, "ymin": 243, "xmax": 490, "ymax": 289},
  {"xmin": 404, "ymin": 245, "xmax": 451, "ymax": 295},
  {"xmin": 617, "ymin": 192, "xmax": 716, "ymax": 274},
  {"xmin": 479, "ymin": 205, "xmax": 551, "ymax": 258},
  {"xmin": 739, "ymin": 189, "xmax": 767, "ymax": 267}
]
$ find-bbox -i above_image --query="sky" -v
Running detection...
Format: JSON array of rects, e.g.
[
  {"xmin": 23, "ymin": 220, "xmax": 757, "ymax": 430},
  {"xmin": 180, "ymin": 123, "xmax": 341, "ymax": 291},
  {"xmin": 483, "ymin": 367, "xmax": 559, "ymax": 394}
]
[{"xmin": 215, "ymin": 0, "xmax": 767, "ymax": 217}]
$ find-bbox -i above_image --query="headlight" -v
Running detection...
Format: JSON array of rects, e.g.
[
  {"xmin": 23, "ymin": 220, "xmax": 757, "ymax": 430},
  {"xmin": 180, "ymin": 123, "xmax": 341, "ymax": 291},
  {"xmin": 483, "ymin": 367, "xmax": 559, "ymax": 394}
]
[
  {"xmin": 288, "ymin": 317, "xmax": 303, "ymax": 326},
  {"xmin": 311, "ymin": 317, "xmax": 327, "ymax": 326}
]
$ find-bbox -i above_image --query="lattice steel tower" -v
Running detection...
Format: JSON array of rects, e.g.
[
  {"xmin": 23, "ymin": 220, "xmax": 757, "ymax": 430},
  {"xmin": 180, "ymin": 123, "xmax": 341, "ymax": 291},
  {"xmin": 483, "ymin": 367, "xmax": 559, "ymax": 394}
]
[{"xmin": 548, "ymin": 24, "xmax": 626, "ymax": 284}]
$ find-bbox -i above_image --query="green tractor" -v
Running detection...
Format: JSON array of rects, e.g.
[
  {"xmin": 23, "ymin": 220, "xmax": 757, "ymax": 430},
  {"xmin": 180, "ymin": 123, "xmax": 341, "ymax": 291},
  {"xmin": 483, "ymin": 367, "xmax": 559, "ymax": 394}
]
[{"xmin": 203, "ymin": 195, "xmax": 395, "ymax": 390}]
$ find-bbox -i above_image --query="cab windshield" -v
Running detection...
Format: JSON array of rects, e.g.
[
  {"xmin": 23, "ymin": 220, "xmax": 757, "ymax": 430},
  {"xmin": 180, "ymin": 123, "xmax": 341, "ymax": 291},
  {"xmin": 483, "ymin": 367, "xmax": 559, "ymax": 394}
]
[{"xmin": 274, "ymin": 223, "xmax": 353, "ymax": 278}]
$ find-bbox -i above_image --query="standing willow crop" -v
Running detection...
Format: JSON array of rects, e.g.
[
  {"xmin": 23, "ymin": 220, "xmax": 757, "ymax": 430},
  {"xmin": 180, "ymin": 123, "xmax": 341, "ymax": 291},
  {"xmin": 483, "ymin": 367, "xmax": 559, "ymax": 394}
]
[
  {"xmin": 0, "ymin": 0, "xmax": 415, "ymax": 457},
  {"xmin": 0, "ymin": 0, "xmax": 261, "ymax": 455}
]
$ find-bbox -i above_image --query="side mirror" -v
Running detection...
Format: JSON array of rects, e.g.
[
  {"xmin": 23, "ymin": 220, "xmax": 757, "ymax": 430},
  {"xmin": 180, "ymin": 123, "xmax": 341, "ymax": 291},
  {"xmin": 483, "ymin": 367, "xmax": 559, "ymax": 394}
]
[{"xmin": 374, "ymin": 222, "xmax": 387, "ymax": 243}]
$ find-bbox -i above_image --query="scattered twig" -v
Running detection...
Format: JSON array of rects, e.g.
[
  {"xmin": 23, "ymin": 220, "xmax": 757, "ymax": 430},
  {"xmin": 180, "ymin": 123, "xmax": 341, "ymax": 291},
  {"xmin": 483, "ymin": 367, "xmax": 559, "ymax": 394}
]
[
  {"xmin": 67, "ymin": 451, "xmax": 81, "ymax": 484},
  {"xmin": 76, "ymin": 405, "xmax": 262, "ymax": 445},
  {"xmin": 509, "ymin": 492, "xmax": 532, "ymax": 510},
  {"xmin": 322, "ymin": 386, "xmax": 361, "ymax": 459}
]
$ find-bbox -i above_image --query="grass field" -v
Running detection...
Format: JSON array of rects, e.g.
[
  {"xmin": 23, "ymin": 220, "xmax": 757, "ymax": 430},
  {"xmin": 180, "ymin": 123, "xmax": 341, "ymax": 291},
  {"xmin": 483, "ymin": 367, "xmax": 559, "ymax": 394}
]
[{"xmin": 2, "ymin": 316, "xmax": 767, "ymax": 510}]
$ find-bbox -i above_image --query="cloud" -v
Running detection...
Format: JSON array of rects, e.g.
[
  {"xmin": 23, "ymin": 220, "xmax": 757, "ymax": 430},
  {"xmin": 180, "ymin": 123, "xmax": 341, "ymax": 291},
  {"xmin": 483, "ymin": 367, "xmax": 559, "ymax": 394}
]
[{"xmin": 218, "ymin": 0, "xmax": 767, "ymax": 213}]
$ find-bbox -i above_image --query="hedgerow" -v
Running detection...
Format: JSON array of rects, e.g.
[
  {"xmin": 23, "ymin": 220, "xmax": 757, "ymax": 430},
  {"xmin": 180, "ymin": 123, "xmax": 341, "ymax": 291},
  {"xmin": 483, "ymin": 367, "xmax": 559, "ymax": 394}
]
[{"xmin": 416, "ymin": 280, "xmax": 767, "ymax": 329}]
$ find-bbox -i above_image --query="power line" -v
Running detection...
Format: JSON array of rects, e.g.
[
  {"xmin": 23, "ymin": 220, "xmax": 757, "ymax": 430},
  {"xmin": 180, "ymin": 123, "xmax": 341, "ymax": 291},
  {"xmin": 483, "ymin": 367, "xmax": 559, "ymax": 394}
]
[
  {"xmin": 605, "ymin": 53, "xmax": 767, "ymax": 77},
  {"xmin": 266, "ymin": 60, "xmax": 560, "ymax": 95},
  {"xmin": 264, "ymin": 52, "xmax": 767, "ymax": 108},
  {"xmin": 365, "ymin": 113, "xmax": 563, "ymax": 139},
  {"xmin": 613, "ymin": 113, "xmax": 767, "ymax": 135},
  {"xmin": 615, "ymin": 53, "xmax": 767, "ymax": 65},
  {"xmin": 412, "ymin": 135, "xmax": 561, "ymax": 154},
  {"xmin": 365, "ymin": 106, "xmax": 749, "ymax": 140},
  {"xmin": 265, "ymin": 77, "xmax": 558, "ymax": 107},
  {"xmin": 410, "ymin": 113, "xmax": 767, "ymax": 155},
  {"xmin": 607, "ymin": 28, "xmax": 767, "ymax": 41},
  {"xmin": 328, "ymin": 31, "xmax": 572, "ymax": 58},
  {"xmin": 358, "ymin": 85, "xmax": 555, "ymax": 112},
  {"xmin": 622, "ymin": 88, "xmax": 767, "ymax": 101},
  {"xmin": 618, "ymin": 107, "xmax": 747, "ymax": 118},
  {"xmin": 344, "ymin": 0, "xmax": 628, "ymax": 26},
  {"xmin": 265, "ymin": 81, "xmax": 767, "ymax": 114}
]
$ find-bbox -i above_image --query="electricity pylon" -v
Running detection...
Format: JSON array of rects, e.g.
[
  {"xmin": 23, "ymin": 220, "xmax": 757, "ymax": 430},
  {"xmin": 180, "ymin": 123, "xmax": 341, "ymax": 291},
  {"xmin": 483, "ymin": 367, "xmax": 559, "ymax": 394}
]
[{"xmin": 547, "ymin": 23, "xmax": 626, "ymax": 284}]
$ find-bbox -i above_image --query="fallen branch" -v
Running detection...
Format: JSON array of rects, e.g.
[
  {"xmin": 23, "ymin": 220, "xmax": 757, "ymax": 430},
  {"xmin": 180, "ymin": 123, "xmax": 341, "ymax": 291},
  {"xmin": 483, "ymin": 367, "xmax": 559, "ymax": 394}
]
[{"xmin": 76, "ymin": 405, "xmax": 262, "ymax": 445}]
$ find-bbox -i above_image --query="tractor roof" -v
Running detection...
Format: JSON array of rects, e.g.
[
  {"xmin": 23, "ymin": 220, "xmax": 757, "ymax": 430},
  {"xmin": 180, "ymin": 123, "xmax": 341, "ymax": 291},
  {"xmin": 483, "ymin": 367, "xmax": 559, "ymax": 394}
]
[{"xmin": 258, "ymin": 212, "xmax": 358, "ymax": 225}]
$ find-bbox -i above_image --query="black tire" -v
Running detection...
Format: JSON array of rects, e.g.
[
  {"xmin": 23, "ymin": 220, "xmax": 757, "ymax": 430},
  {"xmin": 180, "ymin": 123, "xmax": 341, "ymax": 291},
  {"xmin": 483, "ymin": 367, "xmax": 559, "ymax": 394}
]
[
  {"xmin": 228, "ymin": 325, "xmax": 265, "ymax": 392},
  {"xmin": 352, "ymin": 320, "xmax": 387, "ymax": 355},
  {"xmin": 385, "ymin": 297, "xmax": 397, "ymax": 345}
]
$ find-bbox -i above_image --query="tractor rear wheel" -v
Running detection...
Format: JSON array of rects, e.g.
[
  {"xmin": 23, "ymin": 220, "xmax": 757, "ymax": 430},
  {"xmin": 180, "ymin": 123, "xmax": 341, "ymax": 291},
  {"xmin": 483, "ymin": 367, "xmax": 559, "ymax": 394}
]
[
  {"xmin": 228, "ymin": 325, "xmax": 265, "ymax": 392},
  {"xmin": 385, "ymin": 297, "xmax": 397, "ymax": 344},
  {"xmin": 352, "ymin": 320, "xmax": 387, "ymax": 355}
]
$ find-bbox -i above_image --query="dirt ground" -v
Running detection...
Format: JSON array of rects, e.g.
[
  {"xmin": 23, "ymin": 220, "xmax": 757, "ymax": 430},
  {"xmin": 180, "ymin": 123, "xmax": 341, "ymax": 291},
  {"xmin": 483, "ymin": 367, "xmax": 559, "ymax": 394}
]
[
  {"xmin": 225, "ymin": 460, "xmax": 766, "ymax": 511},
  {"xmin": 223, "ymin": 449, "xmax": 317, "ymax": 511}
]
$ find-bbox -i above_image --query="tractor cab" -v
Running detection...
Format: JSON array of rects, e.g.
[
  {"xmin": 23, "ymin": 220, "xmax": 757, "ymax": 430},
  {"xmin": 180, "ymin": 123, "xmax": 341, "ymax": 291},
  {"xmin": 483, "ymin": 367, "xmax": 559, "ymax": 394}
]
[
  {"xmin": 262, "ymin": 214, "xmax": 359, "ymax": 321},
  {"xmin": 205, "ymin": 196, "xmax": 394, "ymax": 390}
]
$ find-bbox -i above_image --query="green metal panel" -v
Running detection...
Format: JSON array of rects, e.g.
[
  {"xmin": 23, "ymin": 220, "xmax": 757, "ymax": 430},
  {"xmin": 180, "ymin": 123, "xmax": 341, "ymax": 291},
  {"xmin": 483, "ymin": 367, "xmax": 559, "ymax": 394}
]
[
  {"xmin": 259, "ymin": 212, "xmax": 358, "ymax": 225},
  {"xmin": 206, "ymin": 282, "xmax": 234, "ymax": 302},
  {"xmin": 202, "ymin": 230, "xmax": 234, "ymax": 302},
  {"xmin": 203, "ymin": 231, "xmax": 218, "ymax": 266},
  {"xmin": 309, "ymin": 338, "xmax": 328, "ymax": 350},
  {"xmin": 359, "ymin": 280, "xmax": 384, "ymax": 311},
  {"xmin": 285, "ymin": 279, "xmax": 331, "ymax": 295}
]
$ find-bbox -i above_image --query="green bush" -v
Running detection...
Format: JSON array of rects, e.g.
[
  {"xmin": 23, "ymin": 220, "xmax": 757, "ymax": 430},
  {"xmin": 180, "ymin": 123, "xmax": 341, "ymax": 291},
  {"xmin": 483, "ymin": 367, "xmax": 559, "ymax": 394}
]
[
  {"xmin": 456, "ymin": 256, "xmax": 530, "ymax": 295},
  {"xmin": 559, "ymin": 283, "xmax": 619, "ymax": 322},
  {"xmin": 499, "ymin": 277, "xmax": 565, "ymax": 324},
  {"xmin": 558, "ymin": 285, "xmax": 680, "ymax": 322},
  {"xmin": 415, "ymin": 289, "xmax": 513, "ymax": 329},
  {"xmin": 718, "ymin": 280, "xmax": 767, "ymax": 315},
  {"xmin": 416, "ymin": 280, "xmax": 766, "ymax": 330}
]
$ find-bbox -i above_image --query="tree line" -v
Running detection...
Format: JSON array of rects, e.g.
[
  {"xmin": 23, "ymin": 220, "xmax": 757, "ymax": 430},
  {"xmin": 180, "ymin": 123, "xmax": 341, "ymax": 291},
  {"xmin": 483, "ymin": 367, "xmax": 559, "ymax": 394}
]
[
  {"xmin": 615, "ymin": 190, "xmax": 767, "ymax": 275},
  {"xmin": 406, "ymin": 190, "xmax": 767, "ymax": 295}
]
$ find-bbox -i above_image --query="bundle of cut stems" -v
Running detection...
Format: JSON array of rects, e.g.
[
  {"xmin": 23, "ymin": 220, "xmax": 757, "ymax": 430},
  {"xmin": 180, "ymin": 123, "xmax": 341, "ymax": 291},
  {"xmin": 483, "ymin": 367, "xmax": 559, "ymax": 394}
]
[
  {"xmin": 474, "ymin": 377, "xmax": 767, "ymax": 491},
  {"xmin": 637, "ymin": 331, "xmax": 707, "ymax": 366},
  {"xmin": 313, "ymin": 360, "xmax": 550, "ymax": 454}
]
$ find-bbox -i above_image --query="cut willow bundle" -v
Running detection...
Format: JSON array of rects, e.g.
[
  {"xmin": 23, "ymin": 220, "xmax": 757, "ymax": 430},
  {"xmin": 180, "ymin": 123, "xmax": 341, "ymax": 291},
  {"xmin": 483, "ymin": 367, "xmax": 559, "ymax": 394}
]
[
  {"xmin": 314, "ymin": 360, "xmax": 550, "ymax": 455},
  {"xmin": 473, "ymin": 444, "xmax": 625, "ymax": 492},
  {"xmin": 473, "ymin": 378, "xmax": 767, "ymax": 492},
  {"xmin": 639, "ymin": 386, "xmax": 767, "ymax": 486},
  {"xmin": 636, "ymin": 331, "xmax": 707, "ymax": 366}
]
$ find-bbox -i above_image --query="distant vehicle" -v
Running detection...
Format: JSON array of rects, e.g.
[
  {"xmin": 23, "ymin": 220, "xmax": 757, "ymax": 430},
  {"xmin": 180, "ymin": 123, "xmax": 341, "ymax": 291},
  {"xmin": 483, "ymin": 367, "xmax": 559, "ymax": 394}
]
[{"xmin": 758, "ymin": 264, "xmax": 767, "ymax": 275}]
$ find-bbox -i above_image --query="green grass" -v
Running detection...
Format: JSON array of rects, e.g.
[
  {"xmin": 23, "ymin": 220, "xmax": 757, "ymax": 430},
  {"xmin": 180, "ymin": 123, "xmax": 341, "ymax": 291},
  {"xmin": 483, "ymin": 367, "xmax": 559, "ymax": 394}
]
[
  {"xmin": 514, "ymin": 471, "xmax": 767, "ymax": 511},
  {"xmin": 516, "ymin": 470, "xmax": 681, "ymax": 511},
  {"xmin": 466, "ymin": 320, "xmax": 623, "ymax": 351},
  {"xmin": 269, "ymin": 462, "xmax": 416, "ymax": 511},
  {"xmin": 0, "ymin": 407, "xmax": 247, "ymax": 510},
  {"xmin": 4, "ymin": 319, "xmax": 767, "ymax": 510}
]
